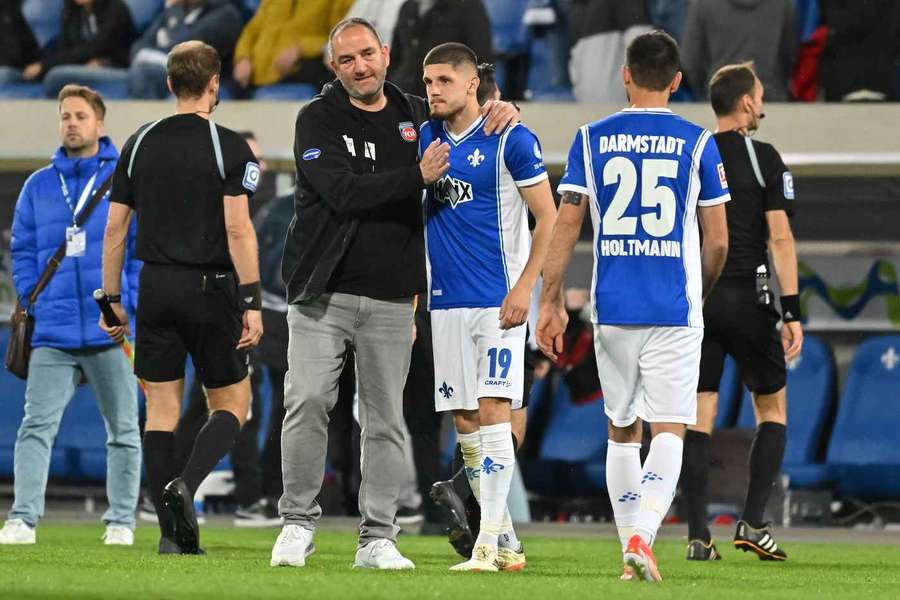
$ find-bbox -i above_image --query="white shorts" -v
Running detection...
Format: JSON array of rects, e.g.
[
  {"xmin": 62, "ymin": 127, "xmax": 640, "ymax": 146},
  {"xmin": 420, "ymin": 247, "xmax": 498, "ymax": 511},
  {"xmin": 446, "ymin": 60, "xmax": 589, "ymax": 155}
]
[
  {"xmin": 432, "ymin": 307, "xmax": 526, "ymax": 412},
  {"xmin": 593, "ymin": 324, "xmax": 702, "ymax": 427}
]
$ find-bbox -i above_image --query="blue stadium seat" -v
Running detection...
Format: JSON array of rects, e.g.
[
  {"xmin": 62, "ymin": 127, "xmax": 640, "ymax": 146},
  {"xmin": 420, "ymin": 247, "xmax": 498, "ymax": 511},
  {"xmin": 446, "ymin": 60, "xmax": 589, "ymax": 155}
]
[
  {"xmin": 122, "ymin": 0, "xmax": 165, "ymax": 32},
  {"xmin": 0, "ymin": 83, "xmax": 45, "ymax": 99},
  {"xmin": 22, "ymin": 0, "xmax": 64, "ymax": 48},
  {"xmin": 525, "ymin": 35, "xmax": 574, "ymax": 101},
  {"xmin": 523, "ymin": 376, "xmax": 607, "ymax": 496},
  {"xmin": 826, "ymin": 336, "xmax": 900, "ymax": 498},
  {"xmin": 253, "ymin": 84, "xmax": 318, "ymax": 101},
  {"xmin": 736, "ymin": 335, "xmax": 835, "ymax": 488},
  {"xmin": 715, "ymin": 355, "xmax": 741, "ymax": 428},
  {"xmin": 485, "ymin": 0, "xmax": 530, "ymax": 57}
]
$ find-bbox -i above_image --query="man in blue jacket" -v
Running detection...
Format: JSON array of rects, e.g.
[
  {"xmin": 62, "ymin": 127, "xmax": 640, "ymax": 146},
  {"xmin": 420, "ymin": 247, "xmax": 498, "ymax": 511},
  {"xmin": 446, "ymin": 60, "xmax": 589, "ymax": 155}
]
[{"xmin": 0, "ymin": 85, "xmax": 142, "ymax": 546}]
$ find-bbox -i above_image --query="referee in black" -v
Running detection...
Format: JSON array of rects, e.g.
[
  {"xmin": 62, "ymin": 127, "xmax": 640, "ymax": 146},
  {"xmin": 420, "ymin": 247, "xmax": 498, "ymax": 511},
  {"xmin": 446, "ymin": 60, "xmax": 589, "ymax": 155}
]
[
  {"xmin": 681, "ymin": 62, "xmax": 803, "ymax": 562},
  {"xmin": 100, "ymin": 41, "xmax": 263, "ymax": 555}
]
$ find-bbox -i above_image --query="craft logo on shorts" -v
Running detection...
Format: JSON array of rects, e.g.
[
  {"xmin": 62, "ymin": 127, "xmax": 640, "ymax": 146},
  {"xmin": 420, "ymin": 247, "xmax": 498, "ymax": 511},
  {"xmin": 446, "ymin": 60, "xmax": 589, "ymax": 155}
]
[
  {"xmin": 302, "ymin": 148, "xmax": 322, "ymax": 161},
  {"xmin": 398, "ymin": 121, "xmax": 417, "ymax": 142},
  {"xmin": 242, "ymin": 162, "xmax": 260, "ymax": 192},
  {"xmin": 717, "ymin": 163, "xmax": 728, "ymax": 189}
]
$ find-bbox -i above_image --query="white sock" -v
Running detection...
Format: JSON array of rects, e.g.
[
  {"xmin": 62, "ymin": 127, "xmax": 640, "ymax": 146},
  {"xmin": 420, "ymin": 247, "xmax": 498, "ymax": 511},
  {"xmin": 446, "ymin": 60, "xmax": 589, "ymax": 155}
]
[
  {"xmin": 475, "ymin": 422, "xmax": 514, "ymax": 549},
  {"xmin": 606, "ymin": 440, "xmax": 643, "ymax": 551},
  {"xmin": 457, "ymin": 431, "xmax": 482, "ymax": 502},
  {"xmin": 498, "ymin": 505, "xmax": 520, "ymax": 550},
  {"xmin": 635, "ymin": 432, "xmax": 684, "ymax": 547}
]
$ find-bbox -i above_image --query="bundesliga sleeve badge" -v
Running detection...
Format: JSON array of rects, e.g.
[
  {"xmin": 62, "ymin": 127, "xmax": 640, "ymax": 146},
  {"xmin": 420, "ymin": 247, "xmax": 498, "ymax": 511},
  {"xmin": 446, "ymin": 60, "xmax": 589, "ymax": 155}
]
[{"xmin": 399, "ymin": 121, "xmax": 418, "ymax": 142}]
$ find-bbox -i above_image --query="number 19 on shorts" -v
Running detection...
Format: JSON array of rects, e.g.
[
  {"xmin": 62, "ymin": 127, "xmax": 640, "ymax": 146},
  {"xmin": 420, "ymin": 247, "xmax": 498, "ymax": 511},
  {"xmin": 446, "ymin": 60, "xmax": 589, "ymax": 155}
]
[{"xmin": 487, "ymin": 347, "xmax": 512, "ymax": 379}]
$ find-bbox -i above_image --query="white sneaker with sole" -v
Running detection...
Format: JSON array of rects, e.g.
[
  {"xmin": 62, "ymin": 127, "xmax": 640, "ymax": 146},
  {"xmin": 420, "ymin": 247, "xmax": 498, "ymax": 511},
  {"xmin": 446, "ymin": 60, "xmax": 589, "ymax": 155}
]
[
  {"xmin": 0, "ymin": 519, "xmax": 35, "ymax": 545},
  {"xmin": 449, "ymin": 543, "xmax": 499, "ymax": 572},
  {"xmin": 270, "ymin": 524, "xmax": 316, "ymax": 567},
  {"xmin": 103, "ymin": 525, "xmax": 134, "ymax": 546},
  {"xmin": 353, "ymin": 539, "xmax": 415, "ymax": 570}
]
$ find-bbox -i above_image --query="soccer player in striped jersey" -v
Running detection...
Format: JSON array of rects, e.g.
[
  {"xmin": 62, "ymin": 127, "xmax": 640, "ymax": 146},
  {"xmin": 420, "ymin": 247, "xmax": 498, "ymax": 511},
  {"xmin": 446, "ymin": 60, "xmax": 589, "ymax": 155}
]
[
  {"xmin": 537, "ymin": 31, "xmax": 730, "ymax": 582},
  {"xmin": 421, "ymin": 43, "xmax": 557, "ymax": 572}
]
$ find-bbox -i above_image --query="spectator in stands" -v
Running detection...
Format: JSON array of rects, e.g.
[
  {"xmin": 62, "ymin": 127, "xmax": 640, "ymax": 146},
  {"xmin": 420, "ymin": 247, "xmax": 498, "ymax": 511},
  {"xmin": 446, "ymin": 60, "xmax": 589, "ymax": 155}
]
[
  {"xmin": 231, "ymin": 0, "xmax": 353, "ymax": 93},
  {"xmin": 681, "ymin": 0, "xmax": 797, "ymax": 101},
  {"xmin": 819, "ymin": 0, "xmax": 900, "ymax": 102},
  {"xmin": 128, "ymin": 0, "xmax": 243, "ymax": 99},
  {"xmin": 345, "ymin": 0, "xmax": 405, "ymax": 47},
  {"xmin": 388, "ymin": 0, "xmax": 493, "ymax": 98},
  {"xmin": 0, "ymin": 85, "xmax": 141, "ymax": 546},
  {"xmin": 22, "ymin": 0, "xmax": 137, "ymax": 98},
  {"xmin": 569, "ymin": 0, "xmax": 653, "ymax": 103},
  {"xmin": 0, "ymin": 1, "xmax": 41, "ymax": 84},
  {"xmin": 22, "ymin": 0, "xmax": 64, "ymax": 49}
]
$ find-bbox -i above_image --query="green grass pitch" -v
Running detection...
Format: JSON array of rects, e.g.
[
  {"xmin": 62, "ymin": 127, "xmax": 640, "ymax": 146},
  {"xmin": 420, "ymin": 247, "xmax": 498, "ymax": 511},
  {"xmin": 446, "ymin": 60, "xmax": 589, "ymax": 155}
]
[{"xmin": 0, "ymin": 524, "xmax": 898, "ymax": 599}]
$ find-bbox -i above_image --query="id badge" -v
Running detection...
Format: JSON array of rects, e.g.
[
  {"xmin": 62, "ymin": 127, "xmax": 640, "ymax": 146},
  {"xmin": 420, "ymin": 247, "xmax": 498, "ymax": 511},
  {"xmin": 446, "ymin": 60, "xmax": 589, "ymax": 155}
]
[{"xmin": 65, "ymin": 226, "xmax": 86, "ymax": 257}]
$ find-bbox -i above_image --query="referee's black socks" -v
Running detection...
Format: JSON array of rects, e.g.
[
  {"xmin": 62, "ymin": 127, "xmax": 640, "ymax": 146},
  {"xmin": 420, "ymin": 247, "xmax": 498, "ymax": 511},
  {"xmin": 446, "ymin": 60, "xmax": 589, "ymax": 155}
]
[
  {"xmin": 143, "ymin": 430, "xmax": 177, "ymax": 538},
  {"xmin": 682, "ymin": 429, "xmax": 712, "ymax": 543},
  {"xmin": 741, "ymin": 422, "xmax": 786, "ymax": 528},
  {"xmin": 181, "ymin": 410, "xmax": 241, "ymax": 497}
]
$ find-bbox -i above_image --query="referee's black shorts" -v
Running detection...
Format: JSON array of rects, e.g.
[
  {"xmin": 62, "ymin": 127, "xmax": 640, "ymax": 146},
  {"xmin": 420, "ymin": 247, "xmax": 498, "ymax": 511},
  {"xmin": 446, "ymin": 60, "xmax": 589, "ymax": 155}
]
[
  {"xmin": 135, "ymin": 263, "xmax": 249, "ymax": 389},
  {"xmin": 698, "ymin": 281, "xmax": 786, "ymax": 396}
]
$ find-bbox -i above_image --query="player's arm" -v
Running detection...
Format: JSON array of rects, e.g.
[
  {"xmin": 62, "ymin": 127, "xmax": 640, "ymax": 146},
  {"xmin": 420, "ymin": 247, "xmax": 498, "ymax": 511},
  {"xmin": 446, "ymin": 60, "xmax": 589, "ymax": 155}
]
[
  {"xmin": 101, "ymin": 201, "xmax": 134, "ymax": 341},
  {"xmin": 767, "ymin": 209, "xmax": 803, "ymax": 360},
  {"xmin": 697, "ymin": 203, "xmax": 728, "ymax": 299},
  {"xmin": 536, "ymin": 191, "xmax": 588, "ymax": 360},
  {"xmin": 224, "ymin": 193, "xmax": 263, "ymax": 350},
  {"xmin": 499, "ymin": 178, "xmax": 557, "ymax": 330}
]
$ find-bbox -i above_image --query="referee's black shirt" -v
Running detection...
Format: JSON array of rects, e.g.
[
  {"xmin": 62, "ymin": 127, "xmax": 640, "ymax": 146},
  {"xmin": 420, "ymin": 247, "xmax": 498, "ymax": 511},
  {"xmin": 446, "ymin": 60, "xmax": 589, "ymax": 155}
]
[
  {"xmin": 110, "ymin": 114, "xmax": 259, "ymax": 269},
  {"xmin": 713, "ymin": 130, "xmax": 796, "ymax": 281}
]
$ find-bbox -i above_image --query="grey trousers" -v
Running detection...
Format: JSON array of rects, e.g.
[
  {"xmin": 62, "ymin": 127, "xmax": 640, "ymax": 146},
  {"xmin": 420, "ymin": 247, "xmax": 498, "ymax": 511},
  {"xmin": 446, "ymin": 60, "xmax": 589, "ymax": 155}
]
[{"xmin": 279, "ymin": 292, "xmax": 414, "ymax": 545}]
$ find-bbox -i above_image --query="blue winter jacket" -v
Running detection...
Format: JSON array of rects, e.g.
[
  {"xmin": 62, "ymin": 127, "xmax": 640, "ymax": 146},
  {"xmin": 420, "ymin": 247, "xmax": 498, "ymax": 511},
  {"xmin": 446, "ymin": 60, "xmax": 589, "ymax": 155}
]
[{"xmin": 11, "ymin": 137, "xmax": 141, "ymax": 350}]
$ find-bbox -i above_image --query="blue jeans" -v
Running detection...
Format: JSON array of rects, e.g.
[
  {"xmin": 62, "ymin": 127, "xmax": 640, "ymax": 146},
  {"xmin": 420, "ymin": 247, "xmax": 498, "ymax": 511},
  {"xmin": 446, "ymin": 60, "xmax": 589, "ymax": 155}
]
[{"xmin": 9, "ymin": 345, "xmax": 140, "ymax": 528}]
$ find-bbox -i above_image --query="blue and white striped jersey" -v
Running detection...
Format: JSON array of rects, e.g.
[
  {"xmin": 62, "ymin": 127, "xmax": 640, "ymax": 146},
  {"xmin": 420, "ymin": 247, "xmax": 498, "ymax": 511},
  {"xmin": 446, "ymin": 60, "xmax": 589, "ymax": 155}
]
[
  {"xmin": 559, "ymin": 108, "xmax": 730, "ymax": 327},
  {"xmin": 422, "ymin": 117, "xmax": 548, "ymax": 310}
]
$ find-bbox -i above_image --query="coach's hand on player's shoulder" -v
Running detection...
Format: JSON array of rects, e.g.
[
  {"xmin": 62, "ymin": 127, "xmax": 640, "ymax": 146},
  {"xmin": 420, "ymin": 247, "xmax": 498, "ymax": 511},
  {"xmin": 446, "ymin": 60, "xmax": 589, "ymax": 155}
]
[
  {"xmin": 420, "ymin": 139, "xmax": 451, "ymax": 184},
  {"xmin": 499, "ymin": 283, "xmax": 530, "ymax": 330},
  {"xmin": 97, "ymin": 303, "xmax": 129, "ymax": 343},
  {"xmin": 480, "ymin": 100, "xmax": 520, "ymax": 135},
  {"xmin": 536, "ymin": 300, "xmax": 568, "ymax": 362},
  {"xmin": 237, "ymin": 309, "xmax": 263, "ymax": 350},
  {"xmin": 782, "ymin": 321, "xmax": 803, "ymax": 362}
]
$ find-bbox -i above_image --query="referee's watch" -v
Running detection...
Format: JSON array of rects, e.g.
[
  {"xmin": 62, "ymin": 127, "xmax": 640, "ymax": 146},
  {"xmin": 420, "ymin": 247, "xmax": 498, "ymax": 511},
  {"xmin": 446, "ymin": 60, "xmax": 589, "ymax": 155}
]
[{"xmin": 106, "ymin": 293, "xmax": 122, "ymax": 304}]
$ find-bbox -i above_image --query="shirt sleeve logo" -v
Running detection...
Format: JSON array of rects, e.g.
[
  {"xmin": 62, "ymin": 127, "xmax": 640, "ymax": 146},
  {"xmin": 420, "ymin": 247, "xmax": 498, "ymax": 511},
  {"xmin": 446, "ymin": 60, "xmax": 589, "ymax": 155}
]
[
  {"xmin": 399, "ymin": 121, "xmax": 418, "ymax": 142},
  {"xmin": 302, "ymin": 148, "xmax": 322, "ymax": 161},
  {"xmin": 783, "ymin": 171, "xmax": 795, "ymax": 199},
  {"xmin": 242, "ymin": 162, "xmax": 260, "ymax": 192},
  {"xmin": 717, "ymin": 163, "xmax": 728, "ymax": 189},
  {"xmin": 533, "ymin": 141, "xmax": 543, "ymax": 160}
]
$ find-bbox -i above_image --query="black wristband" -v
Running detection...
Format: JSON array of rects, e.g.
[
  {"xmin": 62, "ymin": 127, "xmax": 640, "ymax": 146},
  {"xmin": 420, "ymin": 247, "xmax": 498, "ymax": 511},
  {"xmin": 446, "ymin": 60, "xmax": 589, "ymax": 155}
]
[
  {"xmin": 238, "ymin": 281, "xmax": 262, "ymax": 311},
  {"xmin": 780, "ymin": 294, "xmax": 801, "ymax": 322},
  {"xmin": 106, "ymin": 293, "xmax": 121, "ymax": 304}
]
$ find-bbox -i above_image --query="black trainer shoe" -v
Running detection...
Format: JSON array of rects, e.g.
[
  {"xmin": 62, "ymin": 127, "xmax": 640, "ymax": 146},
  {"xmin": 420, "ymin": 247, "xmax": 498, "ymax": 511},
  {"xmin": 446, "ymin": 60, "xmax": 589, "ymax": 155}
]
[
  {"xmin": 686, "ymin": 539, "xmax": 722, "ymax": 561},
  {"xmin": 234, "ymin": 498, "xmax": 282, "ymax": 528},
  {"xmin": 734, "ymin": 520, "xmax": 787, "ymax": 561},
  {"xmin": 158, "ymin": 536, "xmax": 205, "ymax": 555},
  {"xmin": 162, "ymin": 478, "xmax": 201, "ymax": 555},
  {"xmin": 430, "ymin": 480, "xmax": 473, "ymax": 558}
]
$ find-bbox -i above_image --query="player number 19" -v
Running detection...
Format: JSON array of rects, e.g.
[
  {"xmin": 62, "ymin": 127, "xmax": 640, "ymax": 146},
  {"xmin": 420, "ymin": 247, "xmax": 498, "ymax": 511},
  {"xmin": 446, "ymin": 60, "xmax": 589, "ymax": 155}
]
[
  {"xmin": 602, "ymin": 157, "xmax": 678, "ymax": 238},
  {"xmin": 487, "ymin": 347, "xmax": 512, "ymax": 379}
]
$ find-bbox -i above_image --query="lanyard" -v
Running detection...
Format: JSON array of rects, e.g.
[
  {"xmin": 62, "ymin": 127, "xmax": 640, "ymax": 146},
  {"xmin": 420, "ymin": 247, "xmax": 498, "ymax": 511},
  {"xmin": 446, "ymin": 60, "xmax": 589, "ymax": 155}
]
[{"xmin": 57, "ymin": 161, "xmax": 104, "ymax": 223}]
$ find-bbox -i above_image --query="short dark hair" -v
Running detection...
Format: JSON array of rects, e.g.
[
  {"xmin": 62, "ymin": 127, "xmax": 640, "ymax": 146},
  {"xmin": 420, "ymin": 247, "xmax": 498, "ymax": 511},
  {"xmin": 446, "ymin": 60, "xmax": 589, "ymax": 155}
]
[
  {"xmin": 625, "ymin": 30, "xmax": 680, "ymax": 92},
  {"xmin": 423, "ymin": 42, "xmax": 478, "ymax": 72},
  {"xmin": 58, "ymin": 84, "xmax": 106, "ymax": 120},
  {"xmin": 328, "ymin": 17, "xmax": 382, "ymax": 58},
  {"xmin": 709, "ymin": 62, "xmax": 757, "ymax": 117},
  {"xmin": 476, "ymin": 63, "xmax": 498, "ymax": 105},
  {"xmin": 167, "ymin": 41, "xmax": 221, "ymax": 99}
]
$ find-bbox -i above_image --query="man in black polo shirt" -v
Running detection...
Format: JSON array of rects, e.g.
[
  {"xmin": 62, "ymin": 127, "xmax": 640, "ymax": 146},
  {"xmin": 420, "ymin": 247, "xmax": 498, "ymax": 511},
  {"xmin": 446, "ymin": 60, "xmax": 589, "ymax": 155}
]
[
  {"xmin": 271, "ymin": 18, "xmax": 518, "ymax": 570},
  {"xmin": 100, "ymin": 41, "xmax": 263, "ymax": 555},
  {"xmin": 681, "ymin": 62, "xmax": 803, "ymax": 563}
]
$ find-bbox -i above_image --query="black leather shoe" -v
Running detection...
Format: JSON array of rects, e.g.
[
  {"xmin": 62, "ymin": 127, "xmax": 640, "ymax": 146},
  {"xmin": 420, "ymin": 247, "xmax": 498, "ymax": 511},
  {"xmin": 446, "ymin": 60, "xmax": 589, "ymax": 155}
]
[
  {"xmin": 734, "ymin": 520, "xmax": 787, "ymax": 561},
  {"xmin": 430, "ymin": 480, "xmax": 474, "ymax": 558},
  {"xmin": 686, "ymin": 539, "xmax": 722, "ymax": 561},
  {"xmin": 158, "ymin": 536, "xmax": 205, "ymax": 555},
  {"xmin": 162, "ymin": 478, "xmax": 200, "ymax": 554}
]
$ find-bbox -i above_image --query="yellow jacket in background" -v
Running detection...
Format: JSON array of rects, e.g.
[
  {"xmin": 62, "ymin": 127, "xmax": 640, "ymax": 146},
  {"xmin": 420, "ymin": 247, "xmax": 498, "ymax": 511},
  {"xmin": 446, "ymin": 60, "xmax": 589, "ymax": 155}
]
[{"xmin": 234, "ymin": 0, "xmax": 354, "ymax": 87}]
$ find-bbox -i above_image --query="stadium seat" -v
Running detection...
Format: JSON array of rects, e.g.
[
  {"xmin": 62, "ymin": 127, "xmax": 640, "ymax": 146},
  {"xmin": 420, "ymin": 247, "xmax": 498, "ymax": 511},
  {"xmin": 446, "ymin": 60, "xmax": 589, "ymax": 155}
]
[
  {"xmin": 253, "ymin": 84, "xmax": 318, "ymax": 101},
  {"xmin": 525, "ymin": 35, "xmax": 574, "ymax": 101},
  {"xmin": 485, "ymin": 0, "xmax": 530, "ymax": 57},
  {"xmin": 736, "ymin": 335, "xmax": 836, "ymax": 488},
  {"xmin": 715, "ymin": 355, "xmax": 741, "ymax": 428},
  {"xmin": 826, "ymin": 336, "xmax": 900, "ymax": 499},
  {"xmin": 122, "ymin": 0, "xmax": 164, "ymax": 32},
  {"xmin": 0, "ymin": 83, "xmax": 45, "ymax": 100},
  {"xmin": 22, "ymin": 0, "xmax": 64, "ymax": 48}
]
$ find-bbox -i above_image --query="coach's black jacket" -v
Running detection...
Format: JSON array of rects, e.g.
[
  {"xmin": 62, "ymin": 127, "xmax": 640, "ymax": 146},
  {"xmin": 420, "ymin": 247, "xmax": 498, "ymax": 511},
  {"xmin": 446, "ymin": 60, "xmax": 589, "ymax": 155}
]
[{"xmin": 281, "ymin": 79, "xmax": 429, "ymax": 303}]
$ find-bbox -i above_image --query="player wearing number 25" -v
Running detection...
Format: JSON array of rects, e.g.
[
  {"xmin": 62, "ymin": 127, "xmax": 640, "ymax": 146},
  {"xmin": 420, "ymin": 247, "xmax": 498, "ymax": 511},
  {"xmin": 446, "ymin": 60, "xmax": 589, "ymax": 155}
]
[
  {"xmin": 421, "ymin": 43, "xmax": 557, "ymax": 572},
  {"xmin": 536, "ymin": 31, "xmax": 729, "ymax": 582}
]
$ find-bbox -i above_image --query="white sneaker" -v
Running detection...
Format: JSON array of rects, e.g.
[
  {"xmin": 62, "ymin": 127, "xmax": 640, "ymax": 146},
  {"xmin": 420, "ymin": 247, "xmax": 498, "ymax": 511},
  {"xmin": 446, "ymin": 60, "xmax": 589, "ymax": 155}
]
[
  {"xmin": 353, "ymin": 539, "xmax": 415, "ymax": 570},
  {"xmin": 270, "ymin": 524, "xmax": 316, "ymax": 567},
  {"xmin": 0, "ymin": 519, "xmax": 36, "ymax": 545},
  {"xmin": 449, "ymin": 543, "xmax": 499, "ymax": 572},
  {"xmin": 103, "ymin": 525, "xmax": 134, "ymax": 546}
]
